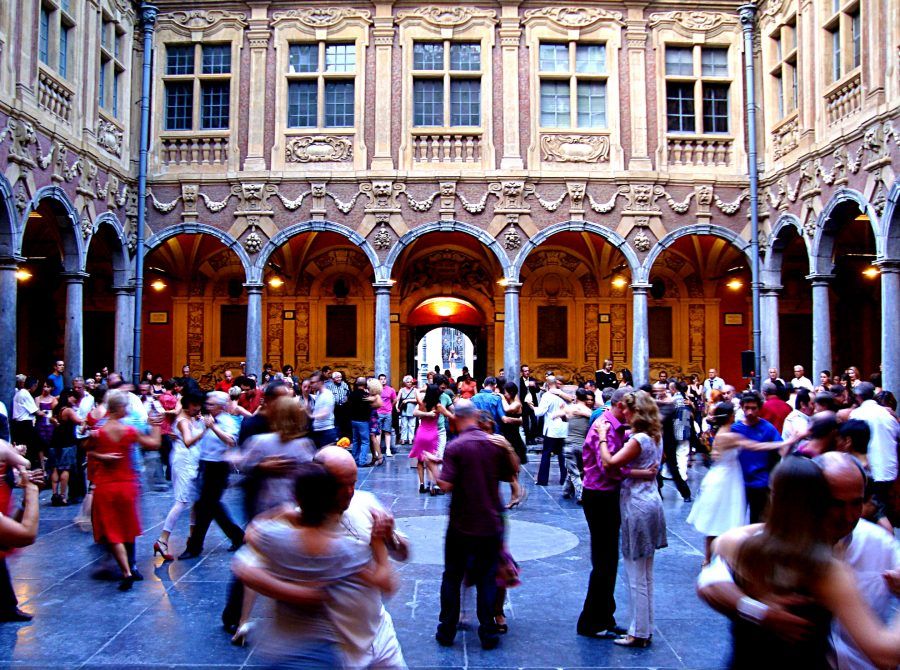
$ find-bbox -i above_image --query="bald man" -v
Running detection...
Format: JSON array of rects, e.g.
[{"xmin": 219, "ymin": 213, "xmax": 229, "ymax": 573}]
[
  {"xmin": 698, "ymin": 452, "xmax": 900, "ymax": 670},
  {"xmin": 235, "ymin": 446, "xmax": 409, "ymax": 669}
]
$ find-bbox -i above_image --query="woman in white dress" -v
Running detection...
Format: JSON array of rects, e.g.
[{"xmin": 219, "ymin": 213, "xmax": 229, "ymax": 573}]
[
  {"xmin": 686, "ymin": 401, "xmax": 785, "ymax": 565},
  {"xmin": 154, "ymin": 395, "xmax": 205, "ymax": 561}
]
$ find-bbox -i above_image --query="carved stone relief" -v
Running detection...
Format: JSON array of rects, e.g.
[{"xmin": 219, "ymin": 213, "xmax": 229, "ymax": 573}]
[
  {"xmin": 295, "ymin": 303, "xmax": 310, "ymax": 363},
  {"xmin": 285, "ymin": 136, "xmax": 353, "ymax": 163},
  {"xmin": 540, "ymin": 135, "xmax": 610, "ymax": 163}
]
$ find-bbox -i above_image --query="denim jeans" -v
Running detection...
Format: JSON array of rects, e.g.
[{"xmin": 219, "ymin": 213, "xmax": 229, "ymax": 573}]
[{"xmin": 351, "ymin": 420, "xmax": 370, "ymax": 465}]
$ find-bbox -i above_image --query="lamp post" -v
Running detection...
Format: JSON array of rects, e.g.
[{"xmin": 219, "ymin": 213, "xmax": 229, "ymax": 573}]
[
  {"xmin": 132, "ymin": 3, "xmax": 158, "ymax": 384},
  {"xmin": 739, "ymin": 3, "xmax": 762, "ymax": 390}
]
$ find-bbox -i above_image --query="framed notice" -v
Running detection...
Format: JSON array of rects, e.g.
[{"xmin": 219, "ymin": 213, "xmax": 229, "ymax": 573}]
[
  {"xmin": 148, "ymin": 311, "xmax": 168, "ymax": 324},
  {"xmin": 724, "ymin": 312, "xmax": 743, "ymax": 326}
]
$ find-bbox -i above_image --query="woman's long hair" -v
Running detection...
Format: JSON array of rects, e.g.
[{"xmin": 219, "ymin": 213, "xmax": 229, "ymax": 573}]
[
  {"xmin": 293, "ymin": 463, "xmax": 339, "ymax": 526},
  {"xmin": 622, "ymin": 390, "xmax": 662, "ymax": 441},
  {"xmin": 268, "ymin": 396, "xmax": 307, "ymax": 441},
  {"xmin": 735, "ymin": 456, "xmax": 833, "ymax": 595},
  {"xmin": 423, "ymin": 384, "xmax": 442, "ymax": 411}
]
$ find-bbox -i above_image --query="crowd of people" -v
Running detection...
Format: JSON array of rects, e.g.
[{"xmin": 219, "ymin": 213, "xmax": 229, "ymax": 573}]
[{"xmin": 0, "ymin": 355, "xmax": 897, "ymax": 669}]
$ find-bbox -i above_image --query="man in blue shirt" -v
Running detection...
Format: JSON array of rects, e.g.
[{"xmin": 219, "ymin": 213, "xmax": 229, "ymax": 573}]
[
  {"xmin": 47, "ymin": 360, "xmax": 65, "ymax": 397},
  {"xmin": 470, "ymin": 377, "xmax": 504, "ymax": 432},
  {"xmin": 730, "ymin": 391, "xmax": 782, "ymax": 523}
]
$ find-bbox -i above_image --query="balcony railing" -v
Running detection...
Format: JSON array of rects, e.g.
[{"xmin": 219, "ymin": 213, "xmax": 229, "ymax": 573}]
[
  {"xmin": 159, "ymin": 134, "xmax": 230, "ymax": 167},
  {"xmin": 411, "ymin": 131, "xmax": 482, "ymax": 164},
  {"xmin": 825, "ymin": 71, "xmax": 861, "ymax": 125},
  {"xmin": 667, "ymin": 135, "xmax": 734, "ymax": 167},
  {"xmin": 38, "ymin": 69, "xmax": 74, "ymax": 124}
]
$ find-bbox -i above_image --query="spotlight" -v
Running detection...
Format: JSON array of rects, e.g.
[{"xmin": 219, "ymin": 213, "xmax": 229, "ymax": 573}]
[
  {"xmin": 726, "ymin": 278, "xmax": 743, "ymax": 290},
  {"xmin": 268, "ymin": 276, "xmax": 284, "ymax": 288},
  {"xmin": 150, "ymin": 279, "xmax": 166, "ymax": 291},
  {"xmin": 15, "ymin": 269, "xmax": 32, "ymax": 281},
  {"xmin": 862, "ymin": 266, "xmax": 880, "ymax": 279},
  {"xmin": 611, "ymin": 275, "xmax": 628, "ymax": 289}
]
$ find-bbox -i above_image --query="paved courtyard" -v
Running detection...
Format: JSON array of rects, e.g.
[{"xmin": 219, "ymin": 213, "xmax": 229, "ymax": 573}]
[{"xmin": 2, "ymin": 452, "xmax": 729, "ymax": 669}]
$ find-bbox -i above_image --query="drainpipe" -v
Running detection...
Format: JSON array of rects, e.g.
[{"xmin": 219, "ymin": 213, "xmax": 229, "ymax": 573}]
[
  {"xmin": 132, "ymin": 3, "xmax": 157, "ymax": 385},
  {"xmin": 739, "ymin": 4, "xmax": 762, "ymax": 391}
]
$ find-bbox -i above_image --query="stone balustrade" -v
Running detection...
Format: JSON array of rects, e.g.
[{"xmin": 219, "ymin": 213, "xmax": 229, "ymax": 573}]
[
  {"xmin": 38, "ymin": 69, "xmax": 74, "ymax": 124},
  {"xmin": 825, "ymin": 71, "xmax": 862, "ymax": 125},
  {"xmin": 666, "ymin": 135, "xmax": 734, "ymax": 167},
  {"xmin": 411, "ymin": 132, "xmax": 482, "ymax": 164},
  {"xmin": 159, "ymin": 134, "xmax": 230, "ymax": 167}
]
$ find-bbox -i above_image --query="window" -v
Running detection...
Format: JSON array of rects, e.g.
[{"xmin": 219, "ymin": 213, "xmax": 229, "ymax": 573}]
[
  {"xmin": 826, "ymin": 1, "xmax": 862, "ymax": 82},
  {"xmin": 325, "ymin": 305, "xmax": 357, "ymax": 358},
  {"xmin": 665, "ymin": 45, "xmax": 731, "ymax": 134},
  {"xmin": 220, "ymin": 305, "xmax": 247, "ymax": 358},
  {"xmin": 537, "ymin": 306, "xmax": 568, "ymax": 359},
  {"xmin": 99, "ymin": 16, "xmax": 127, "ymax": 118},
  {"xmin": 286, "ymin": 42, "xmax": 356, "ymax": 128},
  {"xmin": 38, "ymin": 0, "xmax": 74, "ymax": 78},
  {"xmin": 769, "ymin": 17, "xmax": 798, "ymax": 119},
  {"xmin": 412, "ymin": 41, "xmax": 482, "ymax": 127},
  {"xmin": 163, "ymin": 43, "xmax": 232, "ymax": 131},
  {"xmin": 538, "ymin": 41, "xmax": 607, "ymax": 129}
]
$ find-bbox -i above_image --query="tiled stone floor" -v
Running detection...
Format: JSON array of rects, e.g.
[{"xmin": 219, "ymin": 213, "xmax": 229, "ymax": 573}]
[{"xmin": 2, "ymin": 449, "xmax": 730, "ymax": 669}]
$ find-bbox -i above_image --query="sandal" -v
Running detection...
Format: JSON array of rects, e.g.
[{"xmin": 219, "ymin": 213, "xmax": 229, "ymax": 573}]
[{"xmin": 494, "ymin": 616, "xmax": 508, "ymax": 634}]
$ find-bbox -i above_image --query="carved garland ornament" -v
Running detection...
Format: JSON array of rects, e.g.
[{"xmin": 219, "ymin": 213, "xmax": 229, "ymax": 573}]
[
  {"xmin": 540, "ymin": 135, "xmax": 610, "ymax": 163},
  {"xmin": 648, "ymin": 11, "xmax": 738, "ymax": 33},
  {"xmin": 160, "ymin": 9, "xmax": 247, "ymax": 33},
  {"xmin": 396, "ymin": 7, "xmax": 497, "ymax": 27},
  {"xmin": 285, "ymin": 136, "xmax": 353, "ymax": 163},
  {"xmin": 272, "ymin": 8, "xmax": 372, "ymax": 27},
  {"xmin": 523, "ymin": 6, "xmax": 624, "ymax": 27}
]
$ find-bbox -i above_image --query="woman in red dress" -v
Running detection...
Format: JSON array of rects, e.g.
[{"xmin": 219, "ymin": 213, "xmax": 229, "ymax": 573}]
[{"xmin": 88, "ymin": 391, "xmax": 160, "ymax": 591}]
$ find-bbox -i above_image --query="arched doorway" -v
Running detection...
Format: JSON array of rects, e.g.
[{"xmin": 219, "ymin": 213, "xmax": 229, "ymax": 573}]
[
  {"xmin": 769, "ymin": 223, "xmax": 812, "ymax": 376},
  {"xmin": 390, "ymin": 231, "xmax": 502, "ymax": 384},
  {"xmin": 83, "ymin": 222, "xmax": 126, "ymax": 378},
  {"xmin": 646, "ymin": 233, "xmax": 751, "ymax": 384},
  {"xmin": 407, "ymin": 297, "xmax": 484, "ymax": 383}
]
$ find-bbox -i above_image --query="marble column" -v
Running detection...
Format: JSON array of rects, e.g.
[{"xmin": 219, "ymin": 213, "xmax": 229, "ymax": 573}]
[
  {"xmin": 62, "ymin": 272, "xmax": 87, "ymax": 383},
  {"xmin": 244, "ymin": 15, "xmax": 272, "ymax": 172},
  {"xmin": 879, "ymin": 261, "xmax": 900, "ymax": 394},
  {"xmin": 760, "ymin": 285, "xmax": 781, "ymax": 375},
  {"xmin": 498, "ymin": 6, "xmax": 523, "ymax": 170},
  {"xmin": 373, "ymin": 282, "xmax": 392, "ymax": 380},
  {"xmin": 503, "ymin": 282, "xmax": 521, "ymax": 379},
  {"xmin": 113, "ymin": 286, "xmax": 135, "ymax": 376},
  {"xmin": 631, "ymin": 283, "xmax": 651, "ymax": 386},
  {"xmin": 808, "ymin": 274, "xmax": 834, "ymax": 382},
  {"xmin": 245, "ymin": 284, "xmax": 264, "ymax": 378},
  {"xmin": 0, "ymin": 258, "xmax": 19, "ymax": 408},
  {"xmin": 371, "ymin": 4, "xmax": 395, "ymax": 170}
]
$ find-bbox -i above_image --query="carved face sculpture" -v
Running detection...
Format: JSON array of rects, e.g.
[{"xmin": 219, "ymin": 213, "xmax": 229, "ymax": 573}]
[
  {"xmin": 633, "ymin": 185, "xmax": 653, "ymax": 207},
  {"xmin": 440, "ymin": 182, "xmax": 456, "ymax": 197},
  {"xmin": 697, "ymin": 185, "xmax": 713, "ymax": 206},
  {"xmin": 372, "ymin": 182, "xmax": 392, "ymax": 198},
  {"xmin": 242, "ymin": 183, "xmax": 263, "ymax": 202},
  {"xmin": 182, "ymin": 184, "xmax": 198, "ymax": 203},
  {"xmin": 311, "ymin": 183, "xmax": 326, "ymax": 197},
  {"xmin": 568, "ymin": 184, "xmax": 585, "ymax": 203},
  {"xmin": 502, "ymin": 181, "xmax": 523, "ymax": 197}
]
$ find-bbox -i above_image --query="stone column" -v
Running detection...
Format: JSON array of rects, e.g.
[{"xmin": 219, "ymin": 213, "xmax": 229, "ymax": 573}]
[
  {"xmin": 373, "ymin": 282, "xmax": 392, "ymax": 380},
  {"xmin": 113, "ymin": 286, "xmax": 135, "ymax": 376},
  {"xmin": 879, "ymin": 260, "xmax": 900, "ymax": 394},
  {"xmin": 62, "ymin": 272, "xmax": 87, "ymax": 383},
  {"xmin": 498, "ymin": 2, "xmax": 524, "ymax": 170},
  {"xmin": 808, "ymin": 274, "xmax": 834, "ymax": 381},
  {"xmin": 631, "ymin": 283, "xmax": 651, "ymax": 386},
  {"xmin": 503, "ymin": 282, "xmax": 521, "ymax": 378},
  {"xmin": 0, "ymin": 258, "xmax": 19, "ymax": 408},
  {"xmin": 244, "ymin": 9, "xmax": 272, "ymax": 172},
  {"xmin": 245, "ymin": 284, "xmax": 264, "ymax": 378},
  {"xmin": 625, "ymin": 13, "xmax": 651, "ymax": 170},
  {"xmin": 760, "ymin": 285, "xmax": 781, "ymax": 375},
  {"xmin": 371, "ymin": 1, "xmax": 395, "ymax": 170}
]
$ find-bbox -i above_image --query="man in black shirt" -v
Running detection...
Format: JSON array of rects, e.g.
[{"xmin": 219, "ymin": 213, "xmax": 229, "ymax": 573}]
[
  {"xmin": 595, "ymin": 359, "xmax": 618, "ymax": 390},
  {"xmin": 518, "ymin": 364, "xmax": 539, "ymax": 444}
]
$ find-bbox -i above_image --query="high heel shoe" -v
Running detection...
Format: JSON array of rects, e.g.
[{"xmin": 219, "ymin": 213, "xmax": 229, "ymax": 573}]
[
  {"xmin": 231, "ymin": 621, "xmax": 255, "ymax": 647},
  {"xmin": 613, "ymin": 635, "xmax": 652, "ymax": 648},
  {"xmin": 154, "ymin": 538, "xmax": 174, "ymax": 561}
]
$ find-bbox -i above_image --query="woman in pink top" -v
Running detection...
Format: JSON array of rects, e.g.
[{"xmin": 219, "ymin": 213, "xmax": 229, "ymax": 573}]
[{"xmin": 373, "ymin": 374, "xmax": 397, "ymax": 459}]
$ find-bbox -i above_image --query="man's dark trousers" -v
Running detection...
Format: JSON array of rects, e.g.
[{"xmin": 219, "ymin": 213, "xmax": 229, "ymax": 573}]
[
  {"xmin": 186, "ymin": 461, "xmax": 244, "ymax": 554},
  {"xmin": 536, "ymin": 436, "xmax": 565, "ymax": 486},
  {"xmin": 438, "ymin": 527, "xmax": 502, "ymax": 644},
  {"xmin": 577, "ymin": 487, "xmax": 621, "ymax": 633}
]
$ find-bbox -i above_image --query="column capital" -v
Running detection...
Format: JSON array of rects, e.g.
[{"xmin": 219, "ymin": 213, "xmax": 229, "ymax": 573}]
[
  {"xmin": 372, "ymin": 281, "xmax": 394, "ymax": 294},
  {"xmin": 502, "ymin": 281, "xmax": 522, "ymax": 293},
  {"xmin": 806, "ymin": 273, "xmax": 835, "ymax": 285},
  {"xmin": 244, "ymin": 283, "xmax": 265, "ymax": 294},
  {"xmin": 0, "ymin": 254, "xmax": 25, "ymax": 270},
  {"xmin": 761, "ymin": 284, "xmax": 783, "ymax": 295},
  {"xmin": 875, "ymin": 259, "xmax": 900, "ymax": 273},
  {"xmin": 112, "ymin": 284, "xmax": 135, "ymax": 295},
  {"xmin": 60, "ymin": 271, "xmax": 89, "ymax": 283},
  {"xmin": 630, "ymin": 282, "xmax": 652, "ymax": 293}
]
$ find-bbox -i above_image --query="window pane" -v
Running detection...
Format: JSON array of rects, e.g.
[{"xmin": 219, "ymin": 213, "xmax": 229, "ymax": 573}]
[
  {"xmin": 325, "ymin": 43, "xmax": 355, "ymax": 72},
  {"xmin": 851, "ymin": 11, "xmax": 861, "ymax": 69},
  {"xmin": 449, "ymin": 43, "xmax": 480, "ymax": 71},
  {"xmin": 60, "ymin": 0, "xmax": 70, "ymax": 12},
  {"xmin": 665, "ymin": 47, "xmax": 693, "ymax": 76},
  {"xmin": 200, "ymin": 82, "xmax": 230, "ymax": 129},
  {"xmin": 701, "ymin": 48, "xmax": 728, "ymax": 76},
  {"xmin": 112, "ymin": 74, "xmax": 119, "ymax": 117},
  {"xmin": 702, "ymin": 83, "xmax": 729, "ymax": 133},
  {"xmin": 774, "ymin": 36, "xmax": 782, "ymax": 62},
  {"xmin": 539, "ymin": 43, "xmax": 568, "ymax": 72},
  {"xmin": 666, "ymin": 82, "xmax": 695, "ymax": 132},
  {"xmin": 325, "ymin": 81, "xmax": 354, "ymax": 127},
  {"xmin": 577, "ymin": 81, "xmax": 606, "ymax": 128},
  {"xmin": 167, "ymin": 45, "xmax": 194, "ymax": 75},
  {"xmin": 39, "ymin": 8, "xmax": 50, "ymax": 65},
  {"xmin": 165, "ymin": 82, "xmax": 193, "ymax": 130},
  {"xmin": 774, "ymin": 72, "xmax": 784, "ymax": 118},
  {"xmin": 202, "ymin": 45, "xmax": 231, "ymax": 75},
  {"xmin": 413, "ymin": 43, "xmax": 443, "ymax": 70},
  {"xmin": 790, "ymin": 66, "xmax": 798, "ymax": 111},
  {"xmin": 59, "ymin": 26, "xmax": 68, "ymax": 78},
  {"xmin": 287, "ymin": 81, "xmax": 317, "ymax": 128},
  {"xmin": 449, "ymin": 79, "xmax": 480, "ymax": 126},
  {"xmin": 575, "ymin": 44, "xmax": 606, "ymax": 74},
  {"xmin": 114, "ymin": 32, "xmax": 122, "ymax": 60},
  {"xmin": 289, "ymin": 44, "xmax": 318, "ymax": 73},
  {"xmin": 540, "ymin": 80, "xmax": 570, "ymax": 128},
  {"xmin": 413, "ymin": 79, "xmax": 443, "ymax": 126},
  {"xmin": 832, "ymin": 29, "xmax": 841, "ymax": 80},
  {"xmin": 99, "ymin": 61, "xmax": 107, "ymax": 108}
]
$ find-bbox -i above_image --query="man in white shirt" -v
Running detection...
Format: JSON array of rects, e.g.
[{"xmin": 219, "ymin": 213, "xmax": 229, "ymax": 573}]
[
  {"xmin": 782, "ymin": 387, "xmax": 814, "ymax": 443},
  {"xmin": 531, "ymin": 375, "xmax": 568, "ymax": 486},
  {"xmin": 790, "ymin": 364, "xmax": 814, "ymax": 390},
  {"xmin": 11, "ymin": 376, "xmax": 44, "ymax": 467},
  {"xmin": 850, "ymin": 382, "xmax": 900, "ymax": 518},
  {"xmin": 703, "ymin": 368, "xmax": 726, "ymax": 401},
  {"xmin": 310, "ymin": 371, "xmax": 337, "ymax": 448},
  {"xmin": 697, "ymin": 452, "xmax": 899, "ymax": 670}
]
